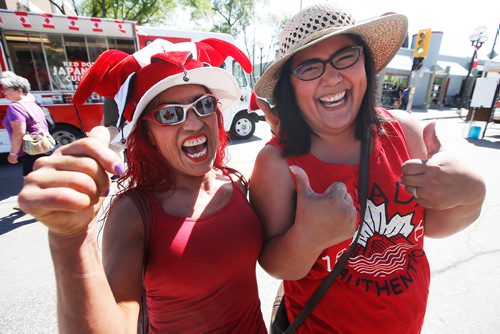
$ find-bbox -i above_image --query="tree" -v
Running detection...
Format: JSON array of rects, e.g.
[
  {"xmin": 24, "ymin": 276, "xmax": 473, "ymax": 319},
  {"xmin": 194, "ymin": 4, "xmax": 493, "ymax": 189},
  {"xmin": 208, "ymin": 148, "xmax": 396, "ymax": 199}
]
[
  {"xmin": 78, "ymin": 0, "xmax": 176, "ymax": 25},
  {"xmin": 211, "ymin": 0, "xmax": 254, "ymax": 36},
  {"xmin": 243, "ymin": 11, "xmax": 288, "ymax": 86},
  {"xmin": 180, "ymin": 0, "xmax": 255, "ymax": 37}
]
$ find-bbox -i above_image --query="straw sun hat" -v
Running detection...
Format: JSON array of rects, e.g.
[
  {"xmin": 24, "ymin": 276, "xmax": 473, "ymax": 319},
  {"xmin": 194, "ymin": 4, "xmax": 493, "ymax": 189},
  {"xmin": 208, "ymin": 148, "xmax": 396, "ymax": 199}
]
[{"xmin": 254, "ymin": 3, "xmax": 408, "ymax": 99}]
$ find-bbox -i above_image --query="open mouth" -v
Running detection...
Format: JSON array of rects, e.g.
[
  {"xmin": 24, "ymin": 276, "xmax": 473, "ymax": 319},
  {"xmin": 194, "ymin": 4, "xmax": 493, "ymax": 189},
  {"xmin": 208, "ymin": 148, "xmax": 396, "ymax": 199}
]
[
  {"xmin": 319, "ymin": 90, "xmax": 347, "ymax": 108},
  {"xmin": 182, "ymin": 135, "xmax": 208, "ymax": 159}
]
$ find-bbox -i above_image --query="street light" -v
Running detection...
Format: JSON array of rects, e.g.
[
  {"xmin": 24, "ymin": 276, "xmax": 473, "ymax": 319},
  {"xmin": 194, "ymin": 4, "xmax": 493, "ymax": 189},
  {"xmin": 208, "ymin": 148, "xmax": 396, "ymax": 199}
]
[
  {"xmin": 461, "ymin": 26, "xmax": 489, "ymax": 105},
  {"xmin": 487, "ymin": 23, "xmax": 499, "ymax": 59},
  {"xmin": 258, "ymin": 42, "xmax": 264, "ymax": 78}
]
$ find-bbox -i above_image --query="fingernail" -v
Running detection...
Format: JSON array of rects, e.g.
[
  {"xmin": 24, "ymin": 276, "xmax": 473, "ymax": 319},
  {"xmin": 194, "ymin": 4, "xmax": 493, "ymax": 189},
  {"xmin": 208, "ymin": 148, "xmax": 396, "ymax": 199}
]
[
  {"xmin": 104, "ymin": 188, "xmax": 110, "ymax": 197},
  {"xmin": 113, "ymin": 162, "xmax": 125, "ymax": 176}
]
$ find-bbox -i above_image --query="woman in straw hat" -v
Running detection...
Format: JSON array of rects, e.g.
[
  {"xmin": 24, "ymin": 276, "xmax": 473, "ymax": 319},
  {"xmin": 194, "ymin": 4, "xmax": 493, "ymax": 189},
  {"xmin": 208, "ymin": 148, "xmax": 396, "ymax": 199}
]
[
  {"xmin": 18, "ymin": 39, "xmax": 266, "ymax": 333},
  {"xmin": 250, "ymin": 3, "xmax": 485, "ymax": 332}
]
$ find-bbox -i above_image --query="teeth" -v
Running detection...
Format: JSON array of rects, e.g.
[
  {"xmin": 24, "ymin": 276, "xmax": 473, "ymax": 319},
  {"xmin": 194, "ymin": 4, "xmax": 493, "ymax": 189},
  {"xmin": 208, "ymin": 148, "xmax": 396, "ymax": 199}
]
[
  {"xmin": 320, "ymin": 91, "xmax": 346, "ymax": 103},
  {"xmin": 183, "ymin": 136, "xmax": 207, "ymax": 147},
  {"xmin": 186, "ymin": 147, "xmax": 207, "ymax": 159}
]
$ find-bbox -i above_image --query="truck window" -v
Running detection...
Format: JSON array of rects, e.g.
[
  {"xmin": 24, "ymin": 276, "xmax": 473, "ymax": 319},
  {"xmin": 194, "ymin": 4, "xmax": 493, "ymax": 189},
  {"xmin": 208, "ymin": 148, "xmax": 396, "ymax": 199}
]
[
  {"xmin": 4, "ymin": 32, "xmax": 50, "ymax": 91},
  {"xmin": 87, "ymin": 37, "xmax": 108, "ymax": 61},
  {"xmin": 108, "ymin": 38, "xmax": 135, "ymax": 54},
  {"xmin": 45, "ymin": 34, "xmax": 74, "ymax": 91},
  {"xmin": 232, "ymin": 60, "xmax": 248, "ymax": 88},
  {"xmin": 3, "ymin": 31, "xmax": 136, "ymax": 93}
]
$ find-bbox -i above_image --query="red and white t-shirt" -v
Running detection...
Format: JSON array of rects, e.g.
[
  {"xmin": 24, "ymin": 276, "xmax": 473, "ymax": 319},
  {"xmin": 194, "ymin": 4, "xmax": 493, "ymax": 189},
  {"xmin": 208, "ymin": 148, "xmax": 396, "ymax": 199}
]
[{"xmin": 270, "ymin": 109, "xmax": 429, "ymax": 334}]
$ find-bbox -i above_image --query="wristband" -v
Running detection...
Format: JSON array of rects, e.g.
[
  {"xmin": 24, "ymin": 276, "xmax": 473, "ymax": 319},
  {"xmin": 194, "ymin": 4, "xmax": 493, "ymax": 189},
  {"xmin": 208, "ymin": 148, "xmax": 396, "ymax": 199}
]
[{"xmin": 9, "ymin": 152, "xmax": 17, "ymax": 156}]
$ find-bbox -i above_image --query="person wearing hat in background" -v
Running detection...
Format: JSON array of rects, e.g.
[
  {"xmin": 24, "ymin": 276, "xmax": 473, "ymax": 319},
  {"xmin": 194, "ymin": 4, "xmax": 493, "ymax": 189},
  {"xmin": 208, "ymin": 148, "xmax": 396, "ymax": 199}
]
[
  {"xmin": 1, "ymin": 72, "xmax": 50, "ymax": 176},
  {"xmin": 17, "ymin": 39, "xmax": 267, "ymax": 333},
  {"xmin": 250, "ymin": 3, "xmax": 485, "ymax": 333}
]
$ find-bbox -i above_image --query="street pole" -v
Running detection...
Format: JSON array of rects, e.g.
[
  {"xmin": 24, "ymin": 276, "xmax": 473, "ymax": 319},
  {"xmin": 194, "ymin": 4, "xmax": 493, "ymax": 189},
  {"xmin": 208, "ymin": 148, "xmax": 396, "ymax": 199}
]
[
  {"xmin": 487, "ymin": 23, "xmax": 499, "ymax": 59},
  {"xmin": 460, "ymin": 27, "xmax": 488, "ymax": 107},
  {"xmin": 259, "ymin": 46, "xmax": 263, "ymax": 78}
]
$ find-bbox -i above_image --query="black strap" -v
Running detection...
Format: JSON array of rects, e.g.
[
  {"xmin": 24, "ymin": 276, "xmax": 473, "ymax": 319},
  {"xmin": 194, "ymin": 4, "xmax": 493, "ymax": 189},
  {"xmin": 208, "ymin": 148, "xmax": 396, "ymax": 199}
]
[{"xmin": 284, "ymin": 133, "xmax": 371, "ymax": 334}]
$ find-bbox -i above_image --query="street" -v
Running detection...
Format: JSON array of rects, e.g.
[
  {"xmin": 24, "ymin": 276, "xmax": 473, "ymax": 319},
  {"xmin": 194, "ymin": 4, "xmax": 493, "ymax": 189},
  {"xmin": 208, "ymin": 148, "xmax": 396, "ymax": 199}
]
[{"xmin": 1, "ymin": 111, "xmax": 500, "ymax": 333}]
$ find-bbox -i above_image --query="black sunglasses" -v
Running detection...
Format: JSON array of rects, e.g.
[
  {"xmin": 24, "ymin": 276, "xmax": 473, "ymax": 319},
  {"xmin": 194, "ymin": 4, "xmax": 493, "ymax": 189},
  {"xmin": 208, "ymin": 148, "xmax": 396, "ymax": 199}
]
[{"xmin": 291, "ymin": 45, "xmax": 364, "ymax": 81}]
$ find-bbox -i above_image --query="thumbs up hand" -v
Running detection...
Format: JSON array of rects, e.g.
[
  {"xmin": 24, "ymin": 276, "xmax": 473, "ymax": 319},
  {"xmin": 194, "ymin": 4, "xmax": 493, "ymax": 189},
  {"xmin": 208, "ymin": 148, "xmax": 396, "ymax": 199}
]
[
  {"xmin": 255, "ymin": 97, "xmax": 280, "ymax": 136},
  {"xmin": 290, "ymin": 165, "xmax": 357, "ymax": 251},
  {"xmin": 18, "ymin": 126, "xmax": 124, "ymax": 237},
  {"xmin": 401, "ymin": 121, "xmax": 477, "ymax": 210}
]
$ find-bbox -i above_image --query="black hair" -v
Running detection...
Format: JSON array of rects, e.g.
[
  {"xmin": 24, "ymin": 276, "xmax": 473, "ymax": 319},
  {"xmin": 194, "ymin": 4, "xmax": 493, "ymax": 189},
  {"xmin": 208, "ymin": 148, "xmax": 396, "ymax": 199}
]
[{"xmin": 274, "ymin": 33, "xmax": 380, "ymax": 157}]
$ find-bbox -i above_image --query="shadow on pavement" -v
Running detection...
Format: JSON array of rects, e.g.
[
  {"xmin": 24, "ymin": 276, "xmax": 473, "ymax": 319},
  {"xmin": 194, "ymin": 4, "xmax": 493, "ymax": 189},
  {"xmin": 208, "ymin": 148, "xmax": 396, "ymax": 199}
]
[
  {"xmin": 228, "ymin": 134, "xmax": 264, "ymax": 146},
  {"xmin": 0, "ymin": 210, "xmax": 36, "ymax": 235},
  {"xmin": 0, "ymin": 160, "xmax": 23, "ymax": 201},
  {"xmin": 467, "ymin": 134, "xmax": 500, "ymax": 149}
]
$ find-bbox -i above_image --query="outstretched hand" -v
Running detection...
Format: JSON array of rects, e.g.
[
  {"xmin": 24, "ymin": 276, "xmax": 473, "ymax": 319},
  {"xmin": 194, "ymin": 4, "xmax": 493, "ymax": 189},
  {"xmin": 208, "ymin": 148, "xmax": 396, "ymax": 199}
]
[
  {"xmin": 18, "ymin": 126, "xmax": 124, "ymax": 237},
  {"xmin": 290, "ymin": 165, "xmax": 357, "ymax": 250},
  {"xmin": 401, "ymin": 121, "xmax": 477, "ymax": 210}
]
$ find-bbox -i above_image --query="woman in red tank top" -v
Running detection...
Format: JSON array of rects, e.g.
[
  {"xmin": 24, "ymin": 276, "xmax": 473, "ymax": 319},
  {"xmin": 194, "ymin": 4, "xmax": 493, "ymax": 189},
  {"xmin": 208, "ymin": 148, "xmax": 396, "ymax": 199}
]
[
  {"xmin": 251, "ymin": 3, "xmax": 485, "ymax": 333},
  {"xmin": 17, "ymin": 39, "xmax": 266, "ymax": 333}
]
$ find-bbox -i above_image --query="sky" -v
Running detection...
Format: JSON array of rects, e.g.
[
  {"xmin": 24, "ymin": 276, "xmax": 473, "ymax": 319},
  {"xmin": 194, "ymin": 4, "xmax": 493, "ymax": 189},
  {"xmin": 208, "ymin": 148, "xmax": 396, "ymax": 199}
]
[{"xmin": 250, "ymin": 0, "xmax": 499, "ymax": 60}]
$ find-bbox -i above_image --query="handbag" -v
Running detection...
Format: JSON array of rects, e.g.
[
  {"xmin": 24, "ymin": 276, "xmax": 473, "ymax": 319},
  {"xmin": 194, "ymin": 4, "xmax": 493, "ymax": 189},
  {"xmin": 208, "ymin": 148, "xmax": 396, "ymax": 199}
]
[
  {"xmin": 270, "ymin": 131, "xmax": 371, "ymax": 334},
  {"xmin": 22, "ymin": 131, "xmax": 56, "ymax": 155},
  {"xmin": 17, "ymin": 101, "xmax": 56, "ymax": 155}
]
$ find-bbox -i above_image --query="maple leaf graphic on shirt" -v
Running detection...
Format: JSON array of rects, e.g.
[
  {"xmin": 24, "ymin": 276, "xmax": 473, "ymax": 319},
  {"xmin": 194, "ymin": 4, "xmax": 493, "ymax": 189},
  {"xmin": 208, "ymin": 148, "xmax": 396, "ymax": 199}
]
[{"xmin": 348, "ymin": 200, "xmax": 416, "ymax": 277}]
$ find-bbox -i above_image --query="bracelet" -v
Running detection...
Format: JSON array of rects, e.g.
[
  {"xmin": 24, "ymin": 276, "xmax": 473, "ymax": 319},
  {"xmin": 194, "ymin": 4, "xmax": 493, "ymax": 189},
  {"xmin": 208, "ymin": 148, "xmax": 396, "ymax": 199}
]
[{"xmin": 9, "ymin": 152, "xmax": 17, "ymax": 156}]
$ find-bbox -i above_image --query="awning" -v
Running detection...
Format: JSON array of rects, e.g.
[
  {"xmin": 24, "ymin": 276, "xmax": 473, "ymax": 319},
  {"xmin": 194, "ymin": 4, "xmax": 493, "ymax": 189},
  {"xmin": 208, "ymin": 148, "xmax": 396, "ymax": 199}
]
[
  {"xmin": 436, "ymin": 61, "xmax": 468, "ymax": 76},
  {"xmin": 386, "ymin": 54, "xmax": 412, "ymax": 71}
]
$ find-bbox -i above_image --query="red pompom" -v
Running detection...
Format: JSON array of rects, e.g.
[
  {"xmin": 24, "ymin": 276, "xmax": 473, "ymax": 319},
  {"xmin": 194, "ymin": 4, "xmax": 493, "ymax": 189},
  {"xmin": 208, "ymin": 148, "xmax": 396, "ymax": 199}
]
[{"xmin": 73, "ymin": 50, "xmax": 129, "ymax": 105}]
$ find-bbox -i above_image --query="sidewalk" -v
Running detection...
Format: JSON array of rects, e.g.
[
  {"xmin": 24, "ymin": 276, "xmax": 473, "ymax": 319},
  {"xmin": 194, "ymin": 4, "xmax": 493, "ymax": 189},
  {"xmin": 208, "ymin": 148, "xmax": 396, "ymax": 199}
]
[{"xmin": 407, "ymin": 107, "xmax": 466, "ymax": 121}]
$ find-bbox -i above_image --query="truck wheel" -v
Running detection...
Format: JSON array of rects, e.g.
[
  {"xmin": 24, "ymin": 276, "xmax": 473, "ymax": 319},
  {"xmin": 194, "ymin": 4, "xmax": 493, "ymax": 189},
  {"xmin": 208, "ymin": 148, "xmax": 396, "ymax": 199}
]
[
  {"xmin": 52, "ymin": 124, "xmax": 85, "ymax": 148},
  {"xmin": 230, "ymin": 112, "xmax": 255, "ymax": 139}
]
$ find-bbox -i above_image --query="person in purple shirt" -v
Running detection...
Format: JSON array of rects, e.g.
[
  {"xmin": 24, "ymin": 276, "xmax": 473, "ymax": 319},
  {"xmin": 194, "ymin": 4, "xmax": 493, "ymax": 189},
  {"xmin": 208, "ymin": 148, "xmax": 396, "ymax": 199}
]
[{"xmin": 1, "ymin": 72, "xmax": 50, "ymax": 175}]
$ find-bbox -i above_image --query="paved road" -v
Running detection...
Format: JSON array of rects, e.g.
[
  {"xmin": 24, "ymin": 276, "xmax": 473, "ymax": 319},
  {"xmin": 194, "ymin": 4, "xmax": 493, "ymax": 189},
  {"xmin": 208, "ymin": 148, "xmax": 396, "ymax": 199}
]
[{"xmin": 1, "ymin": 112, "xmax": 499, "ymax": 333}]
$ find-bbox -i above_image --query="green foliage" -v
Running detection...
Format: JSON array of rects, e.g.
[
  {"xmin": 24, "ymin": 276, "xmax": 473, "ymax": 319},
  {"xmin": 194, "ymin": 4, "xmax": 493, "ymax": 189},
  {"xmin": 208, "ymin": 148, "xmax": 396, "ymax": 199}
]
[
  {"xmin": 78, "ymin": 0, "xmax": 176, "ymax": 25},
  {"xmin": 178, "ymin": 0, "xmax": 213, "ymax": 20},
  {"xmin": 211, "ymin": 0, "xmax": 255, "ymax": 36}
]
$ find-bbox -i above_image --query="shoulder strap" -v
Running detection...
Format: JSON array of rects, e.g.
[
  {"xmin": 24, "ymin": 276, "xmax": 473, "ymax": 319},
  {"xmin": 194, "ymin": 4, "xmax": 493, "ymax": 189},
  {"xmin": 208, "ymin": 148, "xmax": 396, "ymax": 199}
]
[
  {"xmin": 284, "ymin": 133, "xmax": 371, "ymax": 334},
  {"xmin": 15, "ymin": 100, "xmax": 43, "ymax": 134},
  {"xmin": 14, "ymin": 101, "xmax": 34, "ymax": 119},
  {"xmin": 126, "ymin": 190, "xmax": 152, "ymax": 334},
  {"xmin": 221, "ymin": 166, "xmax": 248, "ymax": 195}
]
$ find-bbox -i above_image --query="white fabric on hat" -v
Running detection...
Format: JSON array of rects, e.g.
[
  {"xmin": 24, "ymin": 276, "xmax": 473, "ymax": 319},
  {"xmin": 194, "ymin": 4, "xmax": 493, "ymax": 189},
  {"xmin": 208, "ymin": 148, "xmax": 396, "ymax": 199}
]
[
  {"xmin": 113, "ymin": 72, "xmax": 135, "ymax": 128},
  {"xmin": 110, "ymin": 66, "xmax": 241, "ymax": 144}
]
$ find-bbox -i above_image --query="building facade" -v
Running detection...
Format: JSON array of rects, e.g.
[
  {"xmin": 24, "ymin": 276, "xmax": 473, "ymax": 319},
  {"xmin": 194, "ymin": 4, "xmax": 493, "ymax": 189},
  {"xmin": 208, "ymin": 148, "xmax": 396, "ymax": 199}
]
[{"xmin": 378, "ymin": 31, "xmax": 496, "ymax": 109}]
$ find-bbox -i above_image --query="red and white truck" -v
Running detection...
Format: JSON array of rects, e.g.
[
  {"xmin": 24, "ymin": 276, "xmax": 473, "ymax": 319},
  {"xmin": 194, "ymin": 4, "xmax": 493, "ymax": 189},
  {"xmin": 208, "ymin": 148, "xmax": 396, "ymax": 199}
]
[{"xmin": 0, "ymin": 9, "xmax": 260, "ymax": 155}]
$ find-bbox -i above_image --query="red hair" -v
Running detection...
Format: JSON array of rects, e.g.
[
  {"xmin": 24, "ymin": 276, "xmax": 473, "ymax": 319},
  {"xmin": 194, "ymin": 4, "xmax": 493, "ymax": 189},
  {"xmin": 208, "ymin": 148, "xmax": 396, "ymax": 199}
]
[{"xmin": 116, "ymin": 107, "xmax": 228, "ymax": 194}]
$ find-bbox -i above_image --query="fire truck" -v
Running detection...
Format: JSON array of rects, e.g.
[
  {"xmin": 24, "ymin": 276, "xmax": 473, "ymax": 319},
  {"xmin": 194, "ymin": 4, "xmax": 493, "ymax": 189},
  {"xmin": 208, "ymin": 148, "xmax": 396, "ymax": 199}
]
[{"xmin": 0, "ymin": 10, "xmax": 259, "ymax": 155}]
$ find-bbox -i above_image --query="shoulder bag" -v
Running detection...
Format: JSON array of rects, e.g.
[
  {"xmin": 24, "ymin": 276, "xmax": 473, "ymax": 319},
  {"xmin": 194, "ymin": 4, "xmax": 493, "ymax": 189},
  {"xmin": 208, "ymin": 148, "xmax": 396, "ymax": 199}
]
[
  {"xmin": 270, "ymin": 132, "xmax": 371, "ymax": 334},
  {"xmin": 17, "ymin": 101, "xmax": 56, "ymax": 155}
]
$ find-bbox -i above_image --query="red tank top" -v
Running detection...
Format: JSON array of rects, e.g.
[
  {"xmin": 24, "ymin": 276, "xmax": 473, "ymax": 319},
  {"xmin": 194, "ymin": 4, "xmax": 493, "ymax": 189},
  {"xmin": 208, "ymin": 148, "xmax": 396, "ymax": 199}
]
[
  {"xmin": 270, "ymin": 109, "xmax": 429, "ymax": 333},
  {"xmin": 143, "ymin": 179, "xmax": 266, "ymax": 333}
]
